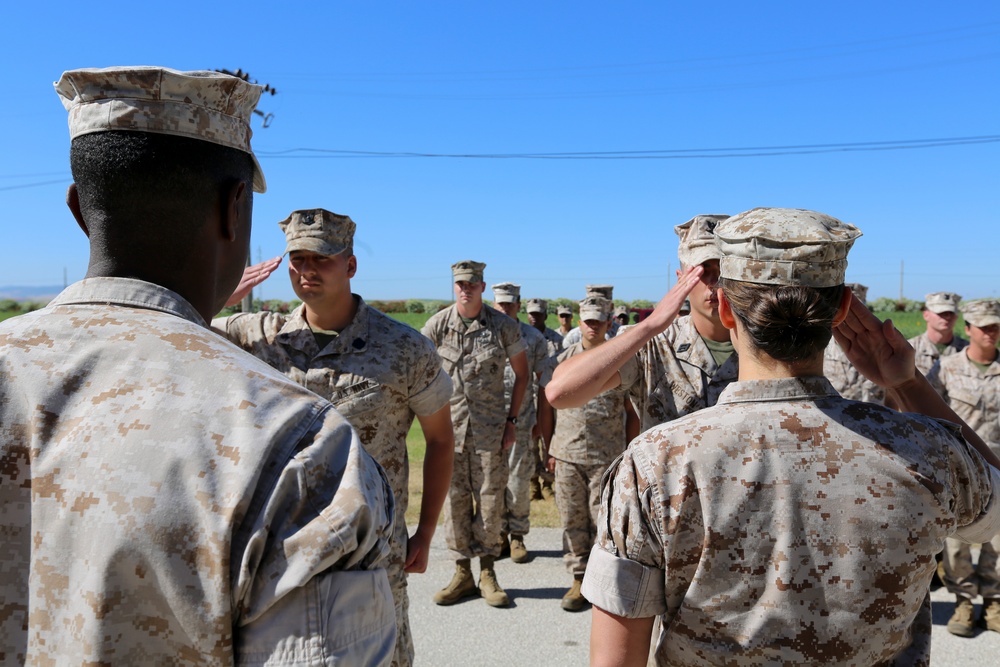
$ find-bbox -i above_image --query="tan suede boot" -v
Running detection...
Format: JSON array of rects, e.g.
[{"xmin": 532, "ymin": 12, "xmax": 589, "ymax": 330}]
[
  {"xmin": 982, "ymin": 599, "xmax": 1000, "ymax": 633},
  {"xmin": 433, "ymin": 558, "xmax": 477, "ymax": 606},
  {"xmin": 561, "ymin": 575, "xmax": 587, "ymax": 612},
  {"xmin": 478, "ymin": 556, "xmax": 510, "ymax": 607},
  {"xmin": 510, "ymin": 535, "xmax": 529, "ymax": 564},
  {"xmin": 947, "ymin": 597, "xmax": 976, "ymax": 637}
]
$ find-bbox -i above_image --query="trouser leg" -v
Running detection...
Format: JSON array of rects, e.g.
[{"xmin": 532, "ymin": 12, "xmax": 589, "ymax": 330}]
[{"xmin": 942, "ymin": 536, "xmax": 979, "ymax": 599}]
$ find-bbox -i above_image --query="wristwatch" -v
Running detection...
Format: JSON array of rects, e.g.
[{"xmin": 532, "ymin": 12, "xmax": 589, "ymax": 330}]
[{"xmin": 506, "ymin": 416, "xmax": 517, "ymax": 425}]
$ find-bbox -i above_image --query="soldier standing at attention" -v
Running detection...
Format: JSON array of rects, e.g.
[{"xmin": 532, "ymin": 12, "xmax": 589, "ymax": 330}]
[
  {"xmin": 584, "ymin": 207, "xmax": 1000, "ymax": 666},
  {"xmin": 215, "ymin": 209, "xmax": 455, "ymax": 667},
  {"xmin": 557, "ymin": 305, "xmax": 575, "ymax": 337},
  {"xmin": 547, "ymin": 215, "xmax": 738, "ymax": 432},
  {"xmin": 927, "ymin": 299, "xmax": 1000, "ymax": 636},
  {"xmin": 543, "ymin": 295, "xmax": 640, "ymax": 612},
  {"xmin": 422, "ymin": 261, "xmax": 528, "ymax": 607},
  {"xmin": 614, "ymin": 305, "xmax": 631, "ymax": 327},
  {"xmin": 911, "ymin": 291, "xmax": 968, "ymax": 376},
  {"xmin": 0, "ymin": 67, "xmax": 395, "ymax": 664},
  {"xmin": 562, "ymin": 284, "xmax": 619, "ymax": 347},
  {"xmin": 491, "ymin": 283, "xmax": 550, "ymax": 564},
  {"xmin": 525, "ymin": 297, "xmax": 562, "ymax": 500}
]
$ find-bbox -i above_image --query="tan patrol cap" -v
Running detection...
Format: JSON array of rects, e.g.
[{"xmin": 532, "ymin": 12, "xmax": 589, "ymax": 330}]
[
  {"xmin": 585, "ymin": 284, "xmax": 614, "ymax": 300},
  {"xmin": 452, "ymin": 260, "xmax": 486, "ymax": 283},
  {"xmin": 846, "ymin": 283, "xmax": 869, "ymax": 304},
  {"xmin": 716, "ymin": 208, "xmax": 862, "ymax": 287},
  {"xmin": 492, "ymin": 283, "xmax": 521, "ymax": 304},
  {"xmin": 557, "ymin": 305, "xmax": 573, "ymax": 316},
  {"xmin": 925, "ymin": 292, "xmax": 962, "ymax": 314},
  {"xmin": 525, "ymin": 298, "xmax": 547, "ymax": 314},
  {"xmin": 614, "ymin": 305, "xmax": 629, "ymax": 317},
  {"xmin": 579, "ymin": 295, "xmax": 613, "ymax": 321},
  {"xmin": 279, "ymin": 208, "xmax": 355, "ymax": 257},
  {"xmin": 675, "ymin": 214, "xmax": 728, "ymax": 268},
  {"xmin": 961, "ymin": 299, "xmax": 1000, "ymax": 327},
  {"xmin": 55, "ymin": 66, "xmax": 267, "ymax": 193}
]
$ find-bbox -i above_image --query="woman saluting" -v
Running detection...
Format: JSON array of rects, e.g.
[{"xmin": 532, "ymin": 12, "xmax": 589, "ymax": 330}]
[{"xmin": 583, "ymin": 208, "xmax": 1000, "ymax": 667}]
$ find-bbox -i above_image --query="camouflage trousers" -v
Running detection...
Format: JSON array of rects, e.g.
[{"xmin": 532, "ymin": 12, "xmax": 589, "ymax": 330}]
[
  {"xmin": 444, "ymin": 446, "xmax": 509, "ymax": 560},
  {"xmin": 554, "ymin": 459, "xmax": 606, "ymax": 576},
  {"xmin": 387, "ymin": 511, "xmax": 413, "ymax": 667},
  {"xmin": 504, "ymin": 423, "xmax": 536, "ymax": 537},
  {"xmin": 943, "ymin": 532, "xmax": 1000, "ymax": 600}
]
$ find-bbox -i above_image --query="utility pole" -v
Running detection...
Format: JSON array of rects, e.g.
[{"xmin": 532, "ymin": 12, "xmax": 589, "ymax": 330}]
[
  {"xmin": 899, "ymin": 260, "xmax": 904, "ymax": 301},
  {"xmin": 216, "ymin": 68, "xmax": 277, "ymax": 313}
]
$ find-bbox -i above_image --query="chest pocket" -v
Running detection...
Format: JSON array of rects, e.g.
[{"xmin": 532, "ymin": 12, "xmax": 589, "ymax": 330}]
[
  {"xmin": 437, "ymin": 345, "xmax": 462, "ymax": 377},
  {"xmin": 466, "ymin": 333, "xmax": 506, "ymax": 394},
  {"xmin": 949, "ymin": 388, "xmax": 983, "ymax": 415},
  {"xmin": 649, "ymin": 376, "xmax": 701, "ymax": 421},
  {"xmin": 326, "ymin": 377, "xmax": 385, "ymax": 419}
]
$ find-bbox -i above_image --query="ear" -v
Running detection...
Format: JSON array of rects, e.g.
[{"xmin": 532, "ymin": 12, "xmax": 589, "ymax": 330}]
[
  {"xmin": 717, "ymin": 288, "xmax": 736, "ymax": 330},
  {"xmin": 831, "ymin": 285, "xmax": 854, "ymax": 326},
  {"xmin": 346, "ymin": 254, "xmax": 358, "ymax": 279},
  {"xmin": 221, "ymin": 181, "xmax": 248, "ymax": 242},
  {"xmin": 66, "ymin": 184, "xmax": 89, "ymax": 237}
]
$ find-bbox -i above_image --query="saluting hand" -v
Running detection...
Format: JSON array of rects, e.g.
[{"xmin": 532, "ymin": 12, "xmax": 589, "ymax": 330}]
[
  {"xmin": 225, "ymin": 256, "xmax": 283, "ymax": 307},
  {"xmin": 833, "ymin": 294, "xmax": 916, "ymax": 390},
  {"xmin": 644, "ymin": 265, "xmax": 704, "ymax": 334}
]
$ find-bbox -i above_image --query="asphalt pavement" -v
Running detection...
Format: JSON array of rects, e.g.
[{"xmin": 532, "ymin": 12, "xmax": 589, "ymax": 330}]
[{"xmin": 407, "ymin": 526, "xmax": 1000, "ymax": 666}]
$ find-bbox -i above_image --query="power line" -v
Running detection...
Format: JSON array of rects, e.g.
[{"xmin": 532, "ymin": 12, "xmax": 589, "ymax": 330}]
[{"xmin": 256, "ymin": 135, "xmax": 1000, "ymax": 160}]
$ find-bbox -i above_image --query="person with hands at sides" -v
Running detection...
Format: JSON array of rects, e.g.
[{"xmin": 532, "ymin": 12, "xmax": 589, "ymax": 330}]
[
  {"xmin": 546, "ymin": 215, "xmax": 738, "ymax": 432},
  {"xmin": 421, "ymin": 261, "xmax": 528, "ymax": 608},
  {"xmin": 585, "ymin": 208, "xmax": 1000, "ymax": 667},
  {"xmin": 216, "ymin": 209, "xmax": 454, "ymax": 667}
]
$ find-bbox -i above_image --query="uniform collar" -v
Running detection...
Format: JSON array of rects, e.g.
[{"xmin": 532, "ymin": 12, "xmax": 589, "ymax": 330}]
[
  {"xmin": 717, "ymin": 376, "xmax": 839, "ymax": 404},
  {"xmin": 276, "ymin": 295, "xmax": 370, "ymax": 356},
  {"xmin": 50, "ymin": 277, "xmax": 206, "ymax": 327}
]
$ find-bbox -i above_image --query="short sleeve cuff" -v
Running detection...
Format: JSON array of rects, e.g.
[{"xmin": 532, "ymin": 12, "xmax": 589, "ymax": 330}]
[
  {"xmin": 581, "ymin": 546, "xmax": 666, "ymax": 619},
  {"xmin": 955, "ymin": 464, "xmax": 1000, "ymax": 544},
  {"xmin": 506, "ymin": 339, "xmax": 527, "ymax": 360},
  {"xmin": 410, "ymin": 368, "xmax": 453, "ymax": 416}
]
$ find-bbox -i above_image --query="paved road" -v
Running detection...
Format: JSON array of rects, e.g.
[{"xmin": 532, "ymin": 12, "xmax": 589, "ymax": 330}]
[{"xmin": 407, "ymin": 527, "xmax": 1000, "ymax": 666}]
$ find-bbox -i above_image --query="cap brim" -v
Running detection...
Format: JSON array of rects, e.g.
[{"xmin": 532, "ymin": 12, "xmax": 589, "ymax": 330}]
[{"xmin": 250, "ymin": 153, "xmax": 267, "ymax": 193}]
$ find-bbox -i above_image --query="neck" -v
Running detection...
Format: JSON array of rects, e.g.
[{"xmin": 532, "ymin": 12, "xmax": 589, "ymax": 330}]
[
  {"xmin": 532, "ymin": 321, "xmax": 545, "ymax": 332},
  {"xmin": 926, "ymin": 328, "xmax": 954, "ymax": 345},
  {"xmin": 457, "ymin": 301, "xmax": 482, "ymax": 319},
  {"xmin": 581, "ymin": 336, "xmax": 604, "ymax": 351},
  {"xmin": 968, "ymin": 345, "xmax": 998, "ymax": 365},
  {"xmin": 692, "ymin": 312, "xmax": 731, "ymax": 342},
  {"xmin": 304, "ymin": 293, "xmax": 358, "ymax": 332},
  {"xmin": 730, "ymin": 321, "xmax": 819, "ymax": 380}
]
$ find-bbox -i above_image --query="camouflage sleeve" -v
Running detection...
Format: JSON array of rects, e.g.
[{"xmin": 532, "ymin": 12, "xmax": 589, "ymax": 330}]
[
  {"xmin": 234, "ymin": 405, "xmax": 394, "ymax": 626},
  {"xmin": 580, "ymin": 447, "xmax": 667, "ymax": 618},
  {"xmin": 501, "ymin": 316, "xmax": 527, "ymax": 359},
  {"xmin": 925, "ymin": 360, "xmax": 947, "ymax": 402},
  {"xmin": 940, "ymin": 417, "xmax": 1000, "ymax": 543},
  {"xmin": 408, "ymin": 338, "xmax": 454, "ymax": 417},
  {"xmin": 211, "ymin": 313, "xmax": 249, "ymax": 347},
  {"xmin": 617, "ymin": 354, "xmax": 640, "ymax": 391},
  {"xmin": 531, "ymin": 335, "xmax": 549, "ymax": 376}
]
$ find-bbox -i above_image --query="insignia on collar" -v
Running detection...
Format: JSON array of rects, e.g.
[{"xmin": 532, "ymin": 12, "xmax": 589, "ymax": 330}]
[
  {"xmin": 676, "ymin": 343, "xmax": 690, "ymax": 353},
  {"xmin": 352, "ymin": 338, "xmax": 366, "ymax": 350}
]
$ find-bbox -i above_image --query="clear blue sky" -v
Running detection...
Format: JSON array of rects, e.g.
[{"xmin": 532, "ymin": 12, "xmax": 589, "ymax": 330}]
[{"xmin": 2, "ymin": 2, "xmax": 998, "ymax": 305}]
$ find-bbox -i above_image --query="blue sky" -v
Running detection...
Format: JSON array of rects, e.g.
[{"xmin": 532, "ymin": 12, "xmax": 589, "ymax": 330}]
[{"xmin": 2, "ymin": 2, "xmax": 998, "ymax": 305}]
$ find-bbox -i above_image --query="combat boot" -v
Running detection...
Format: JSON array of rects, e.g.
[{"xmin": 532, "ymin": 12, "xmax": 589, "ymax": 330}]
[
  {"xmin": 433, "ymin": 558, "xmax": 477, "ymax": 606},
  {"xmin": 946, "ymin": 596, "xmax": 976, "ymax": 637},
  {"xmin": 541, "ymin": 481, "xmax": 555, "ymax": 501},
  {"xmin": 478, "ymin": 556, "xmax": 510, "ymax": 607},
  {"xmin": 510, "ymin": 535, "xmax": 529, "ymax": 564},
  {"xmin": 982, "ymin": 599, "xmax": 1000, "ymax": 633},
  {"xmin": 561, "ymin": 575, "xmax": 587, "ymax": 612}
]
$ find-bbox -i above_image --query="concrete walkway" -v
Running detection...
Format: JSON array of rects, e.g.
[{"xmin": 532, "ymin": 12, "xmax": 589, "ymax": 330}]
[{"xmin": 406, "ymin": 526, "xmax": 1000, "ymax": 666}]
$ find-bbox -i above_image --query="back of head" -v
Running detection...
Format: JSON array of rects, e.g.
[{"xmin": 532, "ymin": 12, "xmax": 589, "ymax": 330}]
[{"xmin": 716, "ymin": 208, "xmax": 861, "ymax": 363}]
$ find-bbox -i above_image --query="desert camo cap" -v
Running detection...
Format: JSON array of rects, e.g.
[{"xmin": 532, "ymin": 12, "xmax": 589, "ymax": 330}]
[
  {"xmin": 716, "ymin": 208, "xmax": 862, "ymax": 287},
  {"xmin": 55, "ymin": 66, "xmax": 267, "ymax": 193},
  {"xmin": 961, "ymin": 299, "xmax": 1000, "ymax": 327},
  {"xmin": 675, "ymin": 214, "xmax": 728, "ymax": 268},
  {"xmin": 846, "ymin": 283, "xmax": 869, "ymax": 304},
  {"xmin": 925, "ymin": 292, "xmax": 962, "ymax": 314},
  {"xmin": 452, "ymin": 260, "xmax": 486, "ymax": 283},
  {"xmin": 492, "ymin": 282, "xmax": 521, "ymax": 303},
  {"xmin": 525, "ymin": 298, "xmax": 547, "ymax": 314},
  {"xmin": 585, "ymin": 284, "xmax": 614, "ymax": 300},
  {"xmin": 579, "ymin": 295, "xmax": 613, "ymax": 321},
  {"xmin": 614, "ymin": 305, "xmax": 629, "ymax": 317},
  {"xmin": 279, "ymin": 208, "xmax": 355, "ymax": 257},
  {"xmin": 557, "ymin": 305, "xmax": 573, "ymax": 316}
]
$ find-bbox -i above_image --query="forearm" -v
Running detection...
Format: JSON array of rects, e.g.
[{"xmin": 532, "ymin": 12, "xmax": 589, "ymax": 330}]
[
  {"xmin": 590, "ymin": 606, "xmax": 654, "ymax": 667},
  {"xmin": 889, "ymin": 375, "xmax": 1000, "ymax": 470},
  {"xmin": 546, "ymin": 325, "xmax": 649, "ymax": 408}
]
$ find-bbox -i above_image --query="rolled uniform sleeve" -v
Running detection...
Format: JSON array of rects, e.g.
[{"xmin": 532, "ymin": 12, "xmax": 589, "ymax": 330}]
[
  {"xmin": 581, "ymin": 447, "xmax": 667, "ymax": 619},
  {"xmin": 407, "ymin": 338, "xmax": 454, "ymax": 417},
  {"xmin": 234, "ymin": 406, "xmax": 396, "ymax": 665}
]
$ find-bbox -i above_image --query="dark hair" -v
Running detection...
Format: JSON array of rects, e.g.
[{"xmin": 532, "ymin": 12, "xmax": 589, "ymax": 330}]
[
  {"xmin": 70, "ymin": 131, "xmax": 253, "ymax": 246},
  {"xmin": 719, "ymin": 278, "xmax": 844, "ymax": 363}
]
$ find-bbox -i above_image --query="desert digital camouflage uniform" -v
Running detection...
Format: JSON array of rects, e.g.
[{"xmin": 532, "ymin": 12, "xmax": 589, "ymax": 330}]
[
  {"xmin": 542, "ymin": 326, "xmax": 564, "ymax": 354},
  {"xmin": 502, "ymin": 321, "xmax": 550, "ymax": 538},
  {"xmin": 910, "ymin": 332, "xmax": 969, "ymax": 377},
  {"xmin": 546, "ymin": 343, "xmax": 639, "ymax": 576},
  {"xmin": 422, "ymin": 304, "xmax": 526, "ymax": 559},
  {"xmin": 0, "ymin": 278, "xmax": 396, "ymax": 665},
  {"xmin": 583, "ymin": 376, "xmax": 1000, "ymax": 666},
  {"xmin": 625, "ymin": 315, "xmax": 739, "ymax": 431},
  {"xmin": 927, "ymin": 334, "xmax": 1000, "ymax": 607},
  {"xmin": 215, "ymin": 296, "xmax": 452, "ymax": 667}
]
